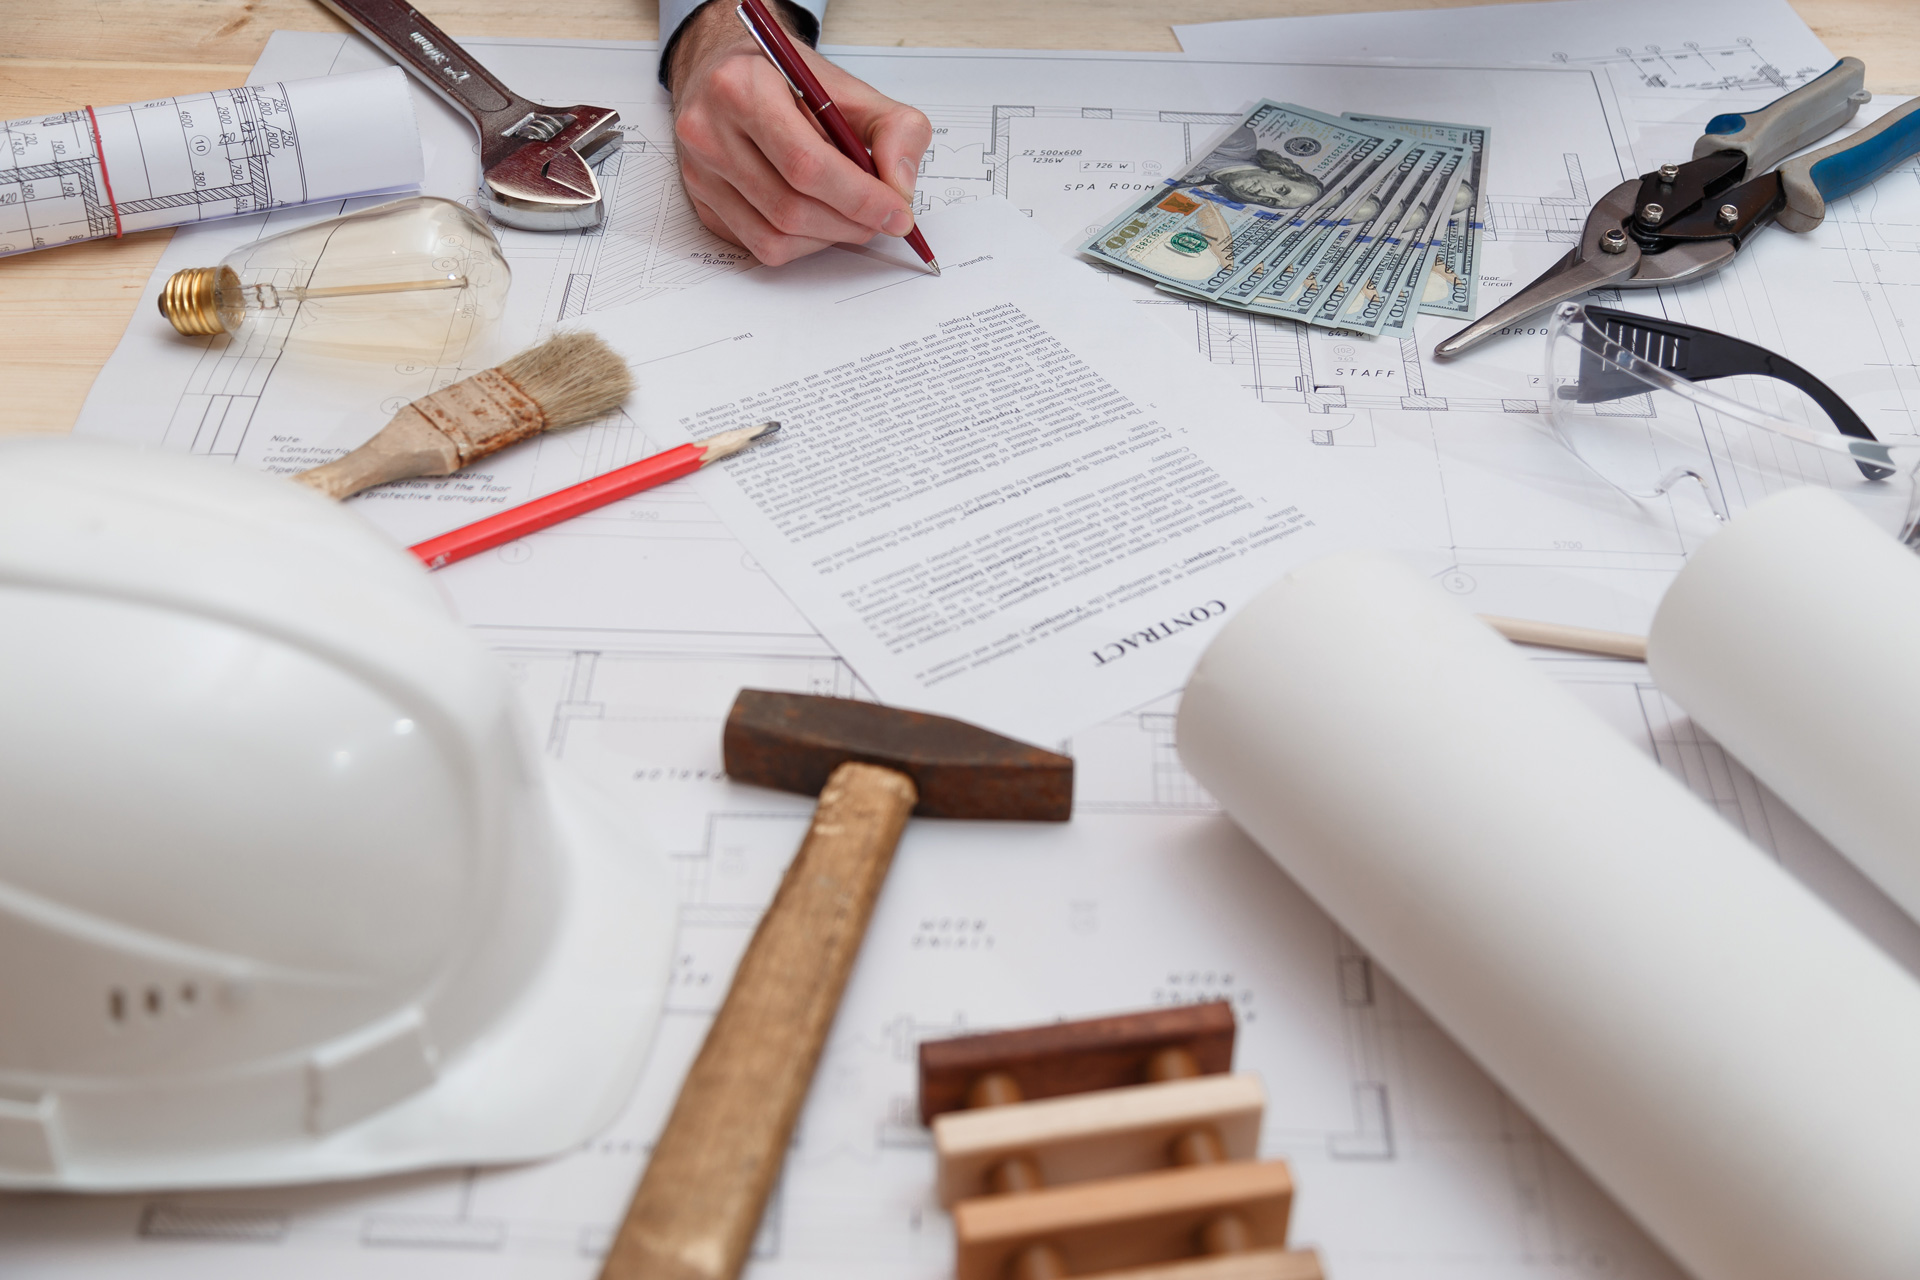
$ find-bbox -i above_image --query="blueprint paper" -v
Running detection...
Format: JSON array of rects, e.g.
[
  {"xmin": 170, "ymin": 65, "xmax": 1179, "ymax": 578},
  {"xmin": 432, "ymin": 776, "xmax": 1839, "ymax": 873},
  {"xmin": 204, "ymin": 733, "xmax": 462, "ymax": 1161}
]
[
  {"xmin": 1172, "ymin": 0, "xmax": 1833, "ymax": 81},
  {"xmin": 588, "ymin": 198, "xmax": 1348, "ymax": 743},
  {"xmin": 38, "ymin": 21, "xmax": 1920, "ymax": 1280},
  {"xmin": 77, "ymin": 25, "xmax": 1920, "ymax": 642},
  {"xmin": 0, "ymin": 68, "xmax": 421, "ymax": 257}
]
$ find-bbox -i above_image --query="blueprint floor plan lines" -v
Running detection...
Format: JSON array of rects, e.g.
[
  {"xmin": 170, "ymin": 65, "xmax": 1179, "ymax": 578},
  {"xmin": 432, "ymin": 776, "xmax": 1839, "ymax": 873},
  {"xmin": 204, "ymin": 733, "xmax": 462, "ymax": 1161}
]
[
  {"xmin": 0, "ymin": 86, "xmax": 308, "ymax": 251},
  {"xmin": 1484, "ymin": 154, "xmax": 1591, "ymax": 245},
  {"xmin": 1551, "ymin": 39, "xmax": 1827, "ymax": 95},
  {"xmin": 537, "ymin": 129, "xmax": 755, "ymax": 324},
  {"xmin": 0, "ymin": 110, "xmax": 114, "ymax": 247}
]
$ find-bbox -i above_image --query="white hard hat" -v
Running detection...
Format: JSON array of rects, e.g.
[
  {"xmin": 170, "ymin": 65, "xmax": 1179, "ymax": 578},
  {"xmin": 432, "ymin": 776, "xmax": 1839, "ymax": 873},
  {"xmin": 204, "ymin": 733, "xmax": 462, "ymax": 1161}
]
[{"xmin": 0, "ymin": 438, "xmax": 676, "ymax": 1190}]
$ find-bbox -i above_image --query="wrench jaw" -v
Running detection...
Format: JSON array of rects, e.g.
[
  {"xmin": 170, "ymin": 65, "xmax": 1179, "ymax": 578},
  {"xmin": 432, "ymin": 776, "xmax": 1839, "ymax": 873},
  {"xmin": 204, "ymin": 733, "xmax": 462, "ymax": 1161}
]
[{"xmin": 482, "ymin": 106, "xmax": 623, "ymax": 232}]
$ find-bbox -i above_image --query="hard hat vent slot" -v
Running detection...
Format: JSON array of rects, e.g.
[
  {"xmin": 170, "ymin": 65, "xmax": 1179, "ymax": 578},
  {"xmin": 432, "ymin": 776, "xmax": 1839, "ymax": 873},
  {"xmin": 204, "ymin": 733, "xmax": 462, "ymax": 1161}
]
[{"xmin": 108, "ymin": 983, "xmax": 202, "ymax": 1026}]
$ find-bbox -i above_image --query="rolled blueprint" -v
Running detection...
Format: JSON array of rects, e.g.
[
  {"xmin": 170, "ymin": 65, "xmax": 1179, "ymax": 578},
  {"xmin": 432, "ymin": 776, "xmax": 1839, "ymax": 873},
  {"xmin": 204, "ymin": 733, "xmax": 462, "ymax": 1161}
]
[
  {"xmin": 0, "ymin": 68, "xmax": 422, "ymax": 257},
  {"xmin": 1650, "ymin": 487, "xmax": 1920, "ymax": 923},
  {"xmin": 1176, "ymin": 552, "xmax": 1920, "ymax": 1280}
]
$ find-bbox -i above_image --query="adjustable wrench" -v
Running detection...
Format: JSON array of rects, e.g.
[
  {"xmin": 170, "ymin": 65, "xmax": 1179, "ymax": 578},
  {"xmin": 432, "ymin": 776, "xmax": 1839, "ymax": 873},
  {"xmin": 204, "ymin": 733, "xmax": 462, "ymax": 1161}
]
[{"xmin": 317, "ymin": 0, "xmax": 621, "ymax": 230}]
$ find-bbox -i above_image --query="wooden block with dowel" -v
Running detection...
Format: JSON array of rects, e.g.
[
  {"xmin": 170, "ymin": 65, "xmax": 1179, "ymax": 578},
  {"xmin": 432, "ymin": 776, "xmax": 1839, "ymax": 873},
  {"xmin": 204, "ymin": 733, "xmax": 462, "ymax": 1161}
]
[
  {"xmin": 918, "ymin": 1002, "xmax": 1325, "ymax": 1280},
  {"xmin": 920, "ymin": 1001, "xmax": 1238, "ymax": 1124},
  {"xmin": 952, "ymin": 1160, "xmax": 1295, "ymax": 1280},
  {"xmin": 935, "ymin": 1073, "xmax": 1266, "ymax": 1204}
]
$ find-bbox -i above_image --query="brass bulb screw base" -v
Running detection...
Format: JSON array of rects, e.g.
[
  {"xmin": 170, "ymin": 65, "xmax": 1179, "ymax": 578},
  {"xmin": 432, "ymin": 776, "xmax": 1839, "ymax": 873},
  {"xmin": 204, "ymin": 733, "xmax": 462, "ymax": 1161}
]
[{"xmin": 158, "ymin": 265, "xmax": 239, "ymax": 337}]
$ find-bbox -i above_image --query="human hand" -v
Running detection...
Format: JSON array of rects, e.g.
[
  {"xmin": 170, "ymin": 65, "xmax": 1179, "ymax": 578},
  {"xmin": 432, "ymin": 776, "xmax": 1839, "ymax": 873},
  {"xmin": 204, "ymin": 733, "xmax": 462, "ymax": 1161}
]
[{"xmin": 665, "ymin": 1, "xmax": 932, "ymax": 265}]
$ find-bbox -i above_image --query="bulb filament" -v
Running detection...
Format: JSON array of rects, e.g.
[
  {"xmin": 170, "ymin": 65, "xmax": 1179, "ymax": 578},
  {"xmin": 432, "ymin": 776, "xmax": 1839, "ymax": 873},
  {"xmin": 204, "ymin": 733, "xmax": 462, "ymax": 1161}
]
[{"xmin": 239, "ymin": 275, "xmax": 468, "ymax": 310}]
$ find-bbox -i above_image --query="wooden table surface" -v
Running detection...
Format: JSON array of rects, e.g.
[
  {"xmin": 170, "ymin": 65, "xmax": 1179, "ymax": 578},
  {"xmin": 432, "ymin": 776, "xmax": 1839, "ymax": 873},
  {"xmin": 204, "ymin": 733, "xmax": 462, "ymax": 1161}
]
[{"xmin": 3, "ymin": 0, "xmax": 1915, "ymax": 436}]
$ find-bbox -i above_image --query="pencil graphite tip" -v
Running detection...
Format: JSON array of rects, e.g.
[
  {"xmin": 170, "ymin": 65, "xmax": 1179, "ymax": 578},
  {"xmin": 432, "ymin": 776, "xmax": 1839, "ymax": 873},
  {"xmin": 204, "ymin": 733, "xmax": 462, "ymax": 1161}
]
[{"xmin": 699, "ymin": 419, "xmax": 784, "ymax": 465}]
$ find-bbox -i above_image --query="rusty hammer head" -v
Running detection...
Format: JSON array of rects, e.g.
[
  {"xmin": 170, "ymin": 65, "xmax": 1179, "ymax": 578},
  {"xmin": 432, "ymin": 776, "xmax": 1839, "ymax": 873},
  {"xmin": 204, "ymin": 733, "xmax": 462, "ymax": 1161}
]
[{"xmin": 723, "ymin": 691, "xmax": 1073, "ymax": 821}]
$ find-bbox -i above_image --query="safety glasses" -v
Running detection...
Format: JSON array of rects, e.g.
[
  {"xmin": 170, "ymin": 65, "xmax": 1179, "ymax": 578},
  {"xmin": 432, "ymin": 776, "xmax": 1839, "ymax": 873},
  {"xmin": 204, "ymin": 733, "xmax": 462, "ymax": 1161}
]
[{"xmin": 1545, "ymin": 304, "xmax": 1920, "ymax": 543}]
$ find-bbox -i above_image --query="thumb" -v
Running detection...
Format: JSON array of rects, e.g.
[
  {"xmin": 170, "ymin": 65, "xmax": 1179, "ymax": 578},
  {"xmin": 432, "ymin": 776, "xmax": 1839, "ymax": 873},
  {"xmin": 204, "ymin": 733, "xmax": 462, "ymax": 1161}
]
[{"xmin": 841, "ymin": 93, "xmax": 931, "ymax": 202}]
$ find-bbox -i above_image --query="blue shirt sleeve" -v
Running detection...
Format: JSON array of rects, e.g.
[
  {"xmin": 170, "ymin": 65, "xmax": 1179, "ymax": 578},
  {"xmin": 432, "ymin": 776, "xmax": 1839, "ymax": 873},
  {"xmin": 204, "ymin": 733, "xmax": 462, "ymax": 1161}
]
[{"xmin": 658, "ymin": 0, "xmax": 830, "ymax": 85}]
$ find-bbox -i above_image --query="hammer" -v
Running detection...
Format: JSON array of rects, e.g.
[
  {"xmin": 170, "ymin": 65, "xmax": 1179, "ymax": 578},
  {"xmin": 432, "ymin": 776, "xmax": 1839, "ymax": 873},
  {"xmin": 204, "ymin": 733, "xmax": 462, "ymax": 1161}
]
[
  {"xmin": 317, "ymin": 0, "xmax": 622, "ymax": 230},
  {"xmin": 599, "ymin": 690, "xmax": 1074, "ymax": 1280}
]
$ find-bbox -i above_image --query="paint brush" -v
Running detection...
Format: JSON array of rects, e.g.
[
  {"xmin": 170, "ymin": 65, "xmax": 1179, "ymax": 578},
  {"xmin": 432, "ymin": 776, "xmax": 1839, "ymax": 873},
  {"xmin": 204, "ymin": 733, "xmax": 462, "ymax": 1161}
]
[{"xmin": 294, "ymin": 330, "xmax": 633, "ymax": 500}]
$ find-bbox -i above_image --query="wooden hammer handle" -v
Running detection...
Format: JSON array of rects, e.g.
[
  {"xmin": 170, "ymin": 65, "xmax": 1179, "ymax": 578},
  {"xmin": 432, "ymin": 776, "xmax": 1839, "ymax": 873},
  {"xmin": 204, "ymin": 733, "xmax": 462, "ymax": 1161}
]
[{"xmin": 599, "ymin": 761, "xmax": 919, "ymax": 1280}]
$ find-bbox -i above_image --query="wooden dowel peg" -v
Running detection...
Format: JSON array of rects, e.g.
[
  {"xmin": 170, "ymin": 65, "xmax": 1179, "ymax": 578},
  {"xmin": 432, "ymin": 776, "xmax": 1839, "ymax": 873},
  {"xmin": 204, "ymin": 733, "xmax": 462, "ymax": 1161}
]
[{"xmin": 1481, "ymin": 614, "xmax": 1648, "ymax": 661}]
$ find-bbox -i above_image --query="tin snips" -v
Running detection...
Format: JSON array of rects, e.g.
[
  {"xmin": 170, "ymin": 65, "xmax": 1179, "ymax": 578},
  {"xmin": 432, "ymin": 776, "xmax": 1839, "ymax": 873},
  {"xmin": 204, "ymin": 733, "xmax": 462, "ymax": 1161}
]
[
  {"xmin": 319, "ymin": 0, "xmax": 621, "ymax": 230},
  {"xmin": 1436, "ymin": 57, "xmax": 1920, "ymax": 358}
]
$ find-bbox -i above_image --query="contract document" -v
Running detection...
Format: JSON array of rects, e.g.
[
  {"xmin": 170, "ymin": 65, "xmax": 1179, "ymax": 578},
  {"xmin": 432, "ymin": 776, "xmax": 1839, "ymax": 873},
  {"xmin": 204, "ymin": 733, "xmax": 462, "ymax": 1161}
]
[{"xmin": 589, "ymin": 199, "xmax": 1348, "ymax": 743}]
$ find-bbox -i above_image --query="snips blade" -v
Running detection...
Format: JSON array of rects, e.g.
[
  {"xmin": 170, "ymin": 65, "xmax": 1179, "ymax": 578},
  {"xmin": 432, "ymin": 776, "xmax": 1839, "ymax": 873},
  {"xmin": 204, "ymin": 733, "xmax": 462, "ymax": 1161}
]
[{"xmin": 1433, "ymin": 178, "xmax": 1644, "ymax": 359}]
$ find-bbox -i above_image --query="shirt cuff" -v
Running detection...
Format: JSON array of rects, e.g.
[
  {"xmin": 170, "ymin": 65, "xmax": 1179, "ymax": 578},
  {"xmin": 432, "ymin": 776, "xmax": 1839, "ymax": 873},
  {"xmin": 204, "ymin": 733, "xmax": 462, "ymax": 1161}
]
[{"xmin": 658, "ymin": 0, "xmax": 829, "ymax": 87}]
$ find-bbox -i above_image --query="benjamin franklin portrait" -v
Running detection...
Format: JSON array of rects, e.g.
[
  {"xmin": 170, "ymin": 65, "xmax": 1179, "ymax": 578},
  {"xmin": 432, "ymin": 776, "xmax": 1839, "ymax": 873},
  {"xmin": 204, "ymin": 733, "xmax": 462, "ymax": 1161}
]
[{"xmin": 1177, "ymin": 126, "xmax": 1327, "ymax": 211}]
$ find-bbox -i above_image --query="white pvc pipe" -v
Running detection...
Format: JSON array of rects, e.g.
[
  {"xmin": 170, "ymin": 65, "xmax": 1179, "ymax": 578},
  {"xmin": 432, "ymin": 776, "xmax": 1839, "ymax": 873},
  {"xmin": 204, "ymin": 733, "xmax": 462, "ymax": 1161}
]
[
  {"xmin": 1650, "ymin": 486, "xmax": 1920, "ymax": 925},
  {"xmin": 1176, "ymin": 550, "xmax": 1920, "ymax": 1280}
]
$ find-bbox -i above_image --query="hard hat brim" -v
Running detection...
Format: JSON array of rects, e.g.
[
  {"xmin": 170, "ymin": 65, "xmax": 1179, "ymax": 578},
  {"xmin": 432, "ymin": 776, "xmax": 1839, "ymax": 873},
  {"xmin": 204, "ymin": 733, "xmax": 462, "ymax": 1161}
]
[{"xmin": 9, "ymin": 765, "xmax": 677, "ymax": 1190}]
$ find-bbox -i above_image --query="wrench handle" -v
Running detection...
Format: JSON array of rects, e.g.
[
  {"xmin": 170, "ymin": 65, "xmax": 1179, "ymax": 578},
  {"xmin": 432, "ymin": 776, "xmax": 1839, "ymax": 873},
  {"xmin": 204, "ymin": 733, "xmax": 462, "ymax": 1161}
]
[{"xmin": 316, "ymin": 0, "xmax": 535, "ymax": 161}]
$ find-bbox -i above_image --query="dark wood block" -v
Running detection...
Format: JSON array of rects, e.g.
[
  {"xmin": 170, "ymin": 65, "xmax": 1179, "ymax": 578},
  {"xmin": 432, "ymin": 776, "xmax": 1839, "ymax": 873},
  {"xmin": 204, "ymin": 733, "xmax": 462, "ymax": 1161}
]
[{"xmin": 918, "ymin": 1001, "xmax": 1235, "ymax": 1124}]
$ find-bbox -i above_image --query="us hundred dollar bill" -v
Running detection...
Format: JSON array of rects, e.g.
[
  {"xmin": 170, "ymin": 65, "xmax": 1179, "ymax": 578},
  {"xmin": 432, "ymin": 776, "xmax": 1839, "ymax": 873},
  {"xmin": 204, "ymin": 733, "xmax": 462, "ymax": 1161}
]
[
  {"xmin": 1206, "ymin": 136, "xmax": 1413, "ymax": 310},
  {"xmin": 1376, "ymin": 163, "xmax": 1466, "ymax": 338},
  {"xmin": 1344, "ymin": 114, "xmax": 1490, "ymax": 321},
  {"xmin": 1080, "ymin": 101, "xmax": 1397, "ymax": 296},
  {"xmin": 1323, "ymin": 147, "xmax": 1465, "ymax": 336},
  {"xmin": 1240, "ymin": 139, "xmax": 1445, "ymax": 323}
]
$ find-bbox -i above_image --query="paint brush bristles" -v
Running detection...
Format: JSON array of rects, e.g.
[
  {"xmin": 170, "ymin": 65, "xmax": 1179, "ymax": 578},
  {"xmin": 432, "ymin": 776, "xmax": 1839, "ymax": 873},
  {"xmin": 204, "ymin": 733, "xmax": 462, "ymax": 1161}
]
[
  {"xmin": 494, "ymin": 329, "xmax": 633, "ymax": 430},
  {"xmin": 293, "ymin": 330, "xmax": 634, "ymax": 501}
]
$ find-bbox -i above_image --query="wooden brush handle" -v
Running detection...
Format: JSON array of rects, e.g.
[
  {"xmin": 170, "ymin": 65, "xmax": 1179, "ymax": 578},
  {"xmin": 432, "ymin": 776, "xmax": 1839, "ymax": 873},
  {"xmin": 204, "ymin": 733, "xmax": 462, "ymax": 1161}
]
[
  {"xmin": 293, "ymin": 405, "xmax": 460, "ymax": 500},
  {"xmin": 600, "ymin": 761, "xmax": 919, "ymax": 1280},
  {"xmin": 294, "ymin": 369, "xmax": 547, "ymax": 500}
]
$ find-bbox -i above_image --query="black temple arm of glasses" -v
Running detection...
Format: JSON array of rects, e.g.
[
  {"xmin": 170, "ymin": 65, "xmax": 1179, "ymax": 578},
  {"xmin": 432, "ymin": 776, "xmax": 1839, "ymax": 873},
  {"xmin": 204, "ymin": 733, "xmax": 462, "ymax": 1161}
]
[{"xmin": 1581, "ymin": 306, "xmax": 1887, "ymax": 481}]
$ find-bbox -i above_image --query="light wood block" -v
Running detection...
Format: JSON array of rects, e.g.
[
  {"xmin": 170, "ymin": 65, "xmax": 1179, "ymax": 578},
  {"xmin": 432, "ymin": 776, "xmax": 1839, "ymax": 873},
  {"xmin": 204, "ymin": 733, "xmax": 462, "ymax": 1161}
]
[
  {"xmin": 952, "ymin": 1160, "xmax": 1293, "ymax": 1280},
  {"xmin": 920, "ymin": 1001, "xmax": 1235, "ymax": 1123},
  {"xmin": 1087, "ymin": 1247, "xmax": 1325, "ymax": 1280},
  {"xmin": 934, "ymin": 1073, "xmax": 1265, "ymax": 1205}
]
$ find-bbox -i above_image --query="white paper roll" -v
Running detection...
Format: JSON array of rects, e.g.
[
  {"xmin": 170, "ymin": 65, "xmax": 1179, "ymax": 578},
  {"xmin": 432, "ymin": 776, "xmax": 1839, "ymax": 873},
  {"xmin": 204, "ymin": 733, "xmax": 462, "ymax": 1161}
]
[
  {"xmin": 1176, "ymin": 551, "xmax": 1920, "ymax": 1280},
  {"xmin": 1650, "ymin": 487, "xmax": 1920, "ymax": 925}
]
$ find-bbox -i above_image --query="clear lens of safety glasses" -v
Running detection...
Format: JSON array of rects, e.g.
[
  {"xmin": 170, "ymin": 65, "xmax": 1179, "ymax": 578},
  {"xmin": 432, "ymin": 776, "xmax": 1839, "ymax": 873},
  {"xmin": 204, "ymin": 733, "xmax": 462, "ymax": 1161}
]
[{"xmin": 1545, "ymin": 303, "xmax": 1920, "ymax": 543}]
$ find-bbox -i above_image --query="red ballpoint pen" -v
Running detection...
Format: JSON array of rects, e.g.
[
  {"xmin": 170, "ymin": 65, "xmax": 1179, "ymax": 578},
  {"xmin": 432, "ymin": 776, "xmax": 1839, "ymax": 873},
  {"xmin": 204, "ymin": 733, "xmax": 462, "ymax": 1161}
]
[
  {"xmin": 409, "ymin": 422, "xmax": 781, "ymax": 570},
  {"xmin": 735, "ymin": 0, "xmax": 941, "ymax": 274}
]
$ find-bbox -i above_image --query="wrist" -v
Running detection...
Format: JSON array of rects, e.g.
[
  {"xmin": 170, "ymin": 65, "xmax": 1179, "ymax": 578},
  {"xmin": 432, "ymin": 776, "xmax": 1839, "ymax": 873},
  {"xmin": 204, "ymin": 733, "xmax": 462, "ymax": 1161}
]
[{"xmin": 662, "ymin": 0, "xmax": 821, "ymax": 94}]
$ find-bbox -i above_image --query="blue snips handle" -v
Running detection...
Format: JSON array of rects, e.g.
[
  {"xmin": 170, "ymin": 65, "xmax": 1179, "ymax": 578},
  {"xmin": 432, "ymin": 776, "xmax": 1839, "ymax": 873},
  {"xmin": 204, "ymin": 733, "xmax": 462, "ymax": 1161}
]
[
  {"xmin": 1776, "ymin": 94, "xmax": 1920, "ymax": 232},
  {"xmin": 1693, "ymin": 57, "xmax": 1866, "ymax": 174}
]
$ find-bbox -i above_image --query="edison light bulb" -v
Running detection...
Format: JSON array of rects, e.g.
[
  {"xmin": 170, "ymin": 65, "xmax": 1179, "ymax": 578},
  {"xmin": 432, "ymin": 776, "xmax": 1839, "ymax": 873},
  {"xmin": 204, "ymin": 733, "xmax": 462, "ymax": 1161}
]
[{"xmin": 157, "ymin": 196, "xmax": 510, "ymax": 363}]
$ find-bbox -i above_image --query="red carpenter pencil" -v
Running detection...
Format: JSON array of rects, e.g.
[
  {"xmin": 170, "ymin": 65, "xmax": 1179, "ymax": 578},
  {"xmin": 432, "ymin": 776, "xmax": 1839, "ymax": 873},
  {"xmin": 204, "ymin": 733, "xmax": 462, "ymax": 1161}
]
[
  {"xmin": 410, "ymin": 422, "xmax": 780, "ymax": 570},
  {"xmin": 736, "ymin": 0, "xmax": 940, "ymax": 274}
]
